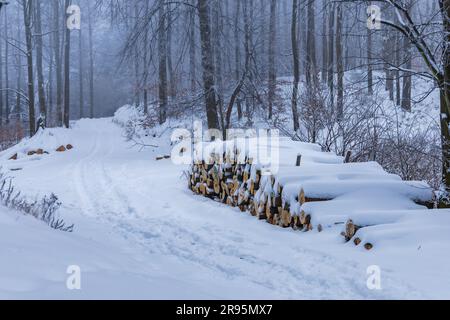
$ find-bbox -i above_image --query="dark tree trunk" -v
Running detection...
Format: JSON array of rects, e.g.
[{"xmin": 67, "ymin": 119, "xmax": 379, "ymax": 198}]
[
  {"xmin": 143, "ymin": 0, "xmax": 150, "ymax": 115},
  {"xmin": 23, "ymin": 0, "xmax": 36, "ymax": 136},
  {"xmin": 197, "ymin": 0, "xmax": 219, "ymax": 129},
  {"xmin": 327, "ymin": 4, "xmax": 335, "ymax": 108},
  {"xmin": 234, "ymin": 0, "xmax": 242, "ymax": 121},
  {"xmin": 158, "ymin": 0, "xmax": 168, "ymax": 124},
  {"xmin": 189, "ymin": 2, "xmax": 196, "ymax": 92},
  {"xmin": 88, "ymin": 0, "xmax": 95, "ymax": 118},
  {"xmin": 322, "ymin": 2, "xmax": 328, "ymax": 84},
  {"xmin": 268, "ymin": 0, "xmax": 276, "ymax": 120},
  {"xmin": 213, "ymin": 0, "xmax": 225, "ymax": 133},
  {"xmin": 395, "ymin": 33, "xmax": 401, "ymax": 106},
  {"xmin": 0, "ymin": 16, "xmax": 3, "ymax": 125},
  {"xmin": 291, "ymin": 0, "xmax": 300, "ymax": 132},
  {"xmin": 439, "ymin": 0, "xmax": 450, "ymax": 203},
  {"xmin": 34, "ymin": 0, "xmax": 46, "ymax": 128},
  {"xmin": 401, "ymin": 35, "xmax": 412, "ymax": 111},
  {"xmin": 4, "ymin": 8, "xmax": 9, "ymax": 124},
  {"xmin": 63, "ymin": 0, "xmax": 71, "ymax": 128},
  {"xmin": 54, "ymin": 0, "xmax": 63, "ymax": 126},
  {"xmin": 367, "ymin": 3, "xmax": 373, "ymax": 95},
  {"xmin": 78, "ymin": 28, "xmax": 84, "ymax": 118},
  {"xmin": 306, "ymin": 0, "xmax": 317, "ymax": 88},
  {"xmin": 167, "ymin": 4, "xmax": 176, "ymax": 100},
  {"xmin": 336, "ymin": 3, "xmax": 344, "ymax": 120}
]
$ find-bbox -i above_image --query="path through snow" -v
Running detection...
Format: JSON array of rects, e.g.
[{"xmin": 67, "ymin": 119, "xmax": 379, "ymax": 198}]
[{"xmin": 0, "ymin": 118, "xmax": 438, "ymax": 299}]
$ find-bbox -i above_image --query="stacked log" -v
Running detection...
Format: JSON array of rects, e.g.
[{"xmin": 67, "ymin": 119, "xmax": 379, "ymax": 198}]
[
  {"xmin": 188, "ymin": 144, "xmax": 435, "ymax": 250},
  {"xmin": 188, "ymin": 151, "xmax": 321, "ymax": 233}
]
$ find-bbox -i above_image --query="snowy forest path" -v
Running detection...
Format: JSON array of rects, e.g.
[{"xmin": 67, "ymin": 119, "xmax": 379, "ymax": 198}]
[{"xmin": 5, "ymin": 118, "xmax": 426, "ymax": 299}]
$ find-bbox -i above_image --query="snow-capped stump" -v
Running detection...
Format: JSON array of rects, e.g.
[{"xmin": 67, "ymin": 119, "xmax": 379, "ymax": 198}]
[
  {"xmin": 9, "ymin": 153, "xmax": 18, "ymax": 160},
  {"xmin": 56, "ymin": 145, "xmax": 66, "ymax": 152},
  {"xmin": 364, "ymin": 243, "xmax": 373, "ymax": 251}
]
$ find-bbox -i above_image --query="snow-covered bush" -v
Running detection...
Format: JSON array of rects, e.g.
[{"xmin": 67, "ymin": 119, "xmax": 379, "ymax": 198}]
[{"xmin": 0, "ymin": 171, "xmax": 73, "ymax": 232}]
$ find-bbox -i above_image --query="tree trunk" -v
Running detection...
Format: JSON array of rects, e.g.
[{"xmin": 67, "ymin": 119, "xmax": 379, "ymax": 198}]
[
  {"xmin": 234, "ymin": 0, "xmax": 242, "ymax": 121},
  {"xmin": 158, "ymin": 0, "xmax": 168, "ymax": 124},
  {"xmin": 78, "ymin": 28, "xmax": 84, "ymax": 119},
  {"xmin": 23, "ymin": 0, "xmax": 36, "ymax": 136},
  {"xmin": 291, "ymin": 0, "xmax": 300, "ymax": 133},
  {"xmin": 15, "ymin": 4, "xmax": 22, "ymax": 120},
  {"xmin": 268, "ymin": 0, "xmax": 276, "ymax": 120},
  {"xmin": 197, "ymin": 0, "xmax": 219, "ymax": 129},
  {"xmin": 243, "ymin": 0, "xmax": 253, "ymax": 124},
  {"xmin": 4, "ymin": 8, "xmax": 9, "ymax": 124},
  {"xmin": 63, "ymin": 0, "xmax": 71, "ymax": 128},
  {"xmin": 133, "ymin": 1, "xmax": 140, "ymax": 108},
  {"xmin": 143, "ymin": 0, "xmax": 150, "ymax": 115},
  {"xmin": 189, "ymin": 2, "xmax": 196, "ymax": 92},
  {"xmin": 213, "ymin": 0, "xmax": 225, "ymax": 133},
  {"xmin": 34, "ymin": 0, "xmax": 46, "ymax": 128},
  {"xmin": 54, "ymin": 0, "xmax": 63, "ymax": 126},
  {"xmin": 48, "ymin": 26, "xmax": 54, "ymax": 125},
  {"xmin": 367, "ymin": 2, "xmax": 373, "ymax": 95},
  {"xmin": 336, "ymin": 3, "xmax": 344, "ymax": 120},
  {"xmin": 306, "ymin": 0, "xmax": 317, "ymax": 88},
  {"xmin": 0, "ymin": 14, "xmax": 3, "ymax": 126},
  {"xmin": 401, "ymin": 34, "xmax": 412, "ymax": 111},
  {"xmin": 322, "ymin": 3, "xmax": 328, "ymax": 84},
  {"xmin": 327, "ymin": 4, "xmax": 335, "ymax": 108},
  {"xmin": 439, "ymin": 0, "xmax": 450, "ymax": 203},
  {"xmin": 167, "ymin": 4, "xmax": 176, "ymax": 100},
  {"xmin": 88, "ymin": 1, "xmax": 94, "ymax": 118},
  {"xmin": 395, "ymin": 32, "xmax": 401, "ymax": 106}
]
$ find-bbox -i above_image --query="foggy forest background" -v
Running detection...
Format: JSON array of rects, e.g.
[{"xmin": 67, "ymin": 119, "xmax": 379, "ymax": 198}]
[{"xmin": 0, "ymin": 0, "xmax": 449, "ymax": 202}]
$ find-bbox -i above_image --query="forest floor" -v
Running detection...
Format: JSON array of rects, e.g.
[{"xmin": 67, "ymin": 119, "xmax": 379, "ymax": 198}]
[{"xmin": 0, "ymin": 117, "xmax": 449, "ymax": 299}]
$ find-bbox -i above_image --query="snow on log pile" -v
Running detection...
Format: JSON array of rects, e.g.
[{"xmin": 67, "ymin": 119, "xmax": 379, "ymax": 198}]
[{"xmin": 188, "ymin": 137, "xmax": 437, "ymax": 250}]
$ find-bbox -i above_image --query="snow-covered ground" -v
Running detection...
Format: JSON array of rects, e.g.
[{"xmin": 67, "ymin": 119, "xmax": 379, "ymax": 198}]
[{"xmin": 1, "ymin": 116, "xmax": 449, "ymax": 299}]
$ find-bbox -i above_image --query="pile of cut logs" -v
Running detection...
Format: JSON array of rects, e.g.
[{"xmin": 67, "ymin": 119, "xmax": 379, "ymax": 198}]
[
  {"xmin": 188, "ymin": 152, "xmax": 330, "ymax": 232},
  {"xmin": 188, "ymin": 147, "xmax": 434, "ymax": 250}
]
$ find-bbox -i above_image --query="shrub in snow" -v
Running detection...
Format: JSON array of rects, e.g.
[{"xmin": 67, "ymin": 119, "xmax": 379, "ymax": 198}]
[{"xmin": 0, "ymin": 171, "xmax": 73, "ymax": 232}]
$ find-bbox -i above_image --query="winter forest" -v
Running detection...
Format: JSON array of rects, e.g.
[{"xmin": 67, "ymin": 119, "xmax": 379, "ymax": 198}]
[{"xmin": 0, "ymin": 0, "xmax": 450, "ymax": 300}]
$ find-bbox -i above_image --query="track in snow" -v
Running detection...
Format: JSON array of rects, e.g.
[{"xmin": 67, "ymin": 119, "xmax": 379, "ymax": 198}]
[{"xmin": 4, "ymin": 118, "xmax": 426, "ymax": 299}]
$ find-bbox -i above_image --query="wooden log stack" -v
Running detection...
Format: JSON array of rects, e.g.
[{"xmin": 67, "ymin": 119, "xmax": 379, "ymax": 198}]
[{"xmin": 187, "ymin": 142, "xmax": 435, "ymax": 250}]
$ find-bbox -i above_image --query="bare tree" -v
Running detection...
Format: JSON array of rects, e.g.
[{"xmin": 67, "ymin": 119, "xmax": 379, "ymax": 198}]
[
  {"xmin": 63, "ymin": 0, "xmax": 71, "ymax": 128},
  {"xmin": 336, "ymin": 2, "xmax": 344, "ymax": 120},
  {"xmin": 54, "ymin": 0, "xmax": 63, "ymax": 126},
  {"xmin": 23, "ymin": 0, "xmax": 36, "ymax": 135},
  {"xmin": 158, "ymin": 0, "xmax": 168, "ymax": 124},
  {"xmin": 34, "ymin": 0, "xmax": 46, "ymax": 128},
  {"xmin": 291, "ymin": 0, "xmax": 300, "ymax": 133},
  {"xmin": 268, "ymin": 0, "xmax": 276, "ymax": 120},
  {"xmin": 197, "ymin": 0, "xmax": 219, "ymax": 129}
]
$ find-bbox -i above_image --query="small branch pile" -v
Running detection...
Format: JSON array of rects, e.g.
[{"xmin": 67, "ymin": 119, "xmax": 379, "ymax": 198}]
[{"xmin": 0, "ymin": 171, "xmax": 74, "ymax": 232}]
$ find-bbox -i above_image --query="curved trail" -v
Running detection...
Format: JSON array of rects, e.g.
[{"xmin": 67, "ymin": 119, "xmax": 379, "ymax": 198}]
[{"xmin": 9, "ymin": 118, "xmax": 426, "ymax": 299}]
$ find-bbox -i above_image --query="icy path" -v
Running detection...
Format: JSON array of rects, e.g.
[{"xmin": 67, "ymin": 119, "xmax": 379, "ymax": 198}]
[{"xmin": 1, "ymin": 119, "xmax": 433, "ymax": 299}]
